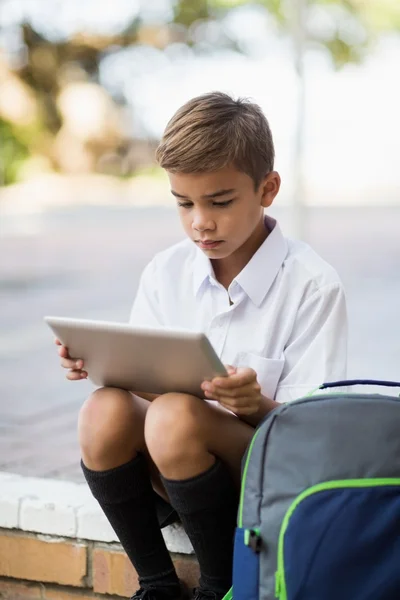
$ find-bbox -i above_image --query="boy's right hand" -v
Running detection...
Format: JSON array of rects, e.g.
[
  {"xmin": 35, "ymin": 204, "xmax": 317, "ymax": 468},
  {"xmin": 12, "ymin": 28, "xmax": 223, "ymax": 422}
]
[{"xmin": 55, "ymin": 338, "xmax": 88, "ymax": 381}]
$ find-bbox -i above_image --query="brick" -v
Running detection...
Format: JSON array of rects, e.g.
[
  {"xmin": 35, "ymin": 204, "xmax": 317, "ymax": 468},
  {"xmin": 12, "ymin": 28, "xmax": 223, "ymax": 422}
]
[
  {"xmin": 0, "ymin": 473, "xmax": 25, "ymax": 529},
  {"xmin": 20, "ymin": 497, "xmax": 77, "ymax": 537},
  {"xmin": 0, "ymin": 473, "xmax": 92, "ymax": 538},
  {"xmin": 162, "ymin": 524, "xmax": 193, "ymax": 554},
  {"xmin": 93, "ymin": 546, "xmax": 139, "ymax": 597},
  {"xmin": 0, "ymin": 532, "xmax": 87, "ymax": 587},
  {"xmin": 92, "ymin": 546, "xmax": 200, "ymax": 598},
  {"xmin": 76, "ymin": 503, "xmax": 117, "ymax": 543},
  {"xmin": 0, "ymin": 497, "xmax": 19, "ymax": 528},
  {"xmin": 0, "ymin": 579, "xmax": 43, "ymax": 599},
  {"xmin": 43, "ymin": 587, "xmax": 98, "ymax": 600}
]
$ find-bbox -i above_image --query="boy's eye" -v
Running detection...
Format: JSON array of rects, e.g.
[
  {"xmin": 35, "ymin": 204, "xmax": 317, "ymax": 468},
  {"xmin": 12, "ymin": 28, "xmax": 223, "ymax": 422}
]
[
  {"xmin": 177, "ymin": 199, "xmax": 234, "ymax": 208},
  {"xmin": 212, "ymin": 199, "xmax": 233, "ymax": 207}
]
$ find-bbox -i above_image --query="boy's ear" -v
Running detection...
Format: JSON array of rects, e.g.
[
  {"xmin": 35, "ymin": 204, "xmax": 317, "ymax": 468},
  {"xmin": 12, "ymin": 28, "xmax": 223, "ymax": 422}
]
[{"xmin": 260, "ymin": 171, "xmax": 281, "ymax": 208}]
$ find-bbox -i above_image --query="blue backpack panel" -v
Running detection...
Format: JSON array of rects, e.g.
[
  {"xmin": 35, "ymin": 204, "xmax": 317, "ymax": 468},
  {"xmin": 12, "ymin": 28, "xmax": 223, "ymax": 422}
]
[{"xmin": 228, "ymin": 380, "xmax": 400, "ymax": 600}]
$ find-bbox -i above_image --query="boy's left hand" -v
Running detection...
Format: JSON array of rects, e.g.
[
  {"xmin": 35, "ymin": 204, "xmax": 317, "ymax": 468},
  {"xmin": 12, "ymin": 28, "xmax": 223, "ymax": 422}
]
[{"xmin": 201, "ymin": 366, "xmax": 262, "ymax": 416}]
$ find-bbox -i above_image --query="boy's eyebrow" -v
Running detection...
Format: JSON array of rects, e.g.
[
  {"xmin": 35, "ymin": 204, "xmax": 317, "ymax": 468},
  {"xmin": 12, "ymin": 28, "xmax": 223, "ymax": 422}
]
[
  {"xmin": 171, "ymin": 188, "xmax": 236, "ymax": 200},
  {"xmin": 202, "ymin": 188, "xmax": 236, "ymax": 199},
  {"xmin": 170, "ymin": 190, "xmax": 188, "ymax": 199}
]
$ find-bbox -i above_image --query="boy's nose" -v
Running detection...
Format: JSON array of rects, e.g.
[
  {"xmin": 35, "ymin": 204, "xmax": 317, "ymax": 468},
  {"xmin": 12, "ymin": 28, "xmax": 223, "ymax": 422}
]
[{"xmin": 192, "ymin": 213, "xmax": 215, "ymax": 232}]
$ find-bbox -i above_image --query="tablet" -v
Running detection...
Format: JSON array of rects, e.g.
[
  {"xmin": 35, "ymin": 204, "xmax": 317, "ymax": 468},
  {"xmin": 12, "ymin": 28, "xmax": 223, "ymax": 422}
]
[{"xmin": 45, "ymin": 316, "xmax": 227, "ymax": 397}]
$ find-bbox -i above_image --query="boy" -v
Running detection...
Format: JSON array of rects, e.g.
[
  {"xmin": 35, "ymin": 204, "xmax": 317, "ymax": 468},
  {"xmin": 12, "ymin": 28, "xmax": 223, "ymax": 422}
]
[{"xmin": 56, "ymin": 92, "xmax": 347, "ymax": 600}]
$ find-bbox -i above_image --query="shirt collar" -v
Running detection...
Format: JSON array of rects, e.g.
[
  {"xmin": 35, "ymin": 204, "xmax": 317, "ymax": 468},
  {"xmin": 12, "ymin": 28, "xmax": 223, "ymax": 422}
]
[
  {"xmin": 192, "ymin": 242, "xmax": 214, "ymax": 296},
  {"xmin": 192, "ymin": 216, "xmax": 288, "ymax": 305},
  {"xmin": 234, "ymin": 216, "xmax": 288, "ymax": 306}
]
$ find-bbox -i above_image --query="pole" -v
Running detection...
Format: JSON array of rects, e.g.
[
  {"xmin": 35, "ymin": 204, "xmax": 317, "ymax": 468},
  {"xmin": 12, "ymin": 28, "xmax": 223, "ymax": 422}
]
[{"xmin": 291, "ymin": 0, "xmax": 307, "ymax": 239}]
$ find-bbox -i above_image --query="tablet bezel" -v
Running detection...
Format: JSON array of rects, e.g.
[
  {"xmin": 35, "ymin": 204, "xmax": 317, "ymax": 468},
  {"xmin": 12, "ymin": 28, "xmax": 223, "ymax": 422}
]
[{"xmin": 45, "ymin": 316, "xmax": 227, "ymax": 397}]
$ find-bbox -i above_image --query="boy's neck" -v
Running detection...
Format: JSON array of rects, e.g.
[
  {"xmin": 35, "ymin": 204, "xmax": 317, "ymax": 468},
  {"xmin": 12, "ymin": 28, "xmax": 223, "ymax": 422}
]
[{"xmin": 211, "ymin": 216, "xmax": 269, "ymax": 290}]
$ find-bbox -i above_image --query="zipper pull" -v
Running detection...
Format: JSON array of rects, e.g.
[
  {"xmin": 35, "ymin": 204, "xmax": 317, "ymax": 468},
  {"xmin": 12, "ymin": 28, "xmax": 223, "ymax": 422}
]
[{"xmin": 244, "ymin": 528, "xmax": 262, "ymax": 553}]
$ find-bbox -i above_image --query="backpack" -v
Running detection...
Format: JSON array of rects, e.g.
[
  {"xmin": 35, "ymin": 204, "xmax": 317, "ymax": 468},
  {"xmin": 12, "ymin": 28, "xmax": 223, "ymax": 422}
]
[{"xmin": 227, "ymin": 380, "xmax": 400, "ymax": 600}]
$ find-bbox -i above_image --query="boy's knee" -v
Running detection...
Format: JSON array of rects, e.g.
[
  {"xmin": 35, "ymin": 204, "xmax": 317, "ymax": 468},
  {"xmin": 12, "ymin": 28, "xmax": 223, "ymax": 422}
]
[
  {"xmin": 145, "ymin": 393, "xmax": 205, "ymax": 469},
  {"xmin": 78, "ymin": 387, "xmax": 143, "ymax": 470}
]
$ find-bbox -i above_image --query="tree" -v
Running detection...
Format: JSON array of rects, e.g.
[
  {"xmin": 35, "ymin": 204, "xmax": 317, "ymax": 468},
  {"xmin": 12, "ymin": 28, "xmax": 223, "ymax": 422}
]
[{"xmin": 0, "ymin": 0, "xmax": 398, "ymax": 183}]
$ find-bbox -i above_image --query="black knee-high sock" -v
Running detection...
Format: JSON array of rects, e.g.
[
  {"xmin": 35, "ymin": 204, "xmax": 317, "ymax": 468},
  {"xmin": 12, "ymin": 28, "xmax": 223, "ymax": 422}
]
[
  {"xmin": 161, "ymin": 459, "xmax": 239, "ymax": 596},
  {"xmin": 82, "ymin": 454, "xmax": 180, "ymax": 594}
]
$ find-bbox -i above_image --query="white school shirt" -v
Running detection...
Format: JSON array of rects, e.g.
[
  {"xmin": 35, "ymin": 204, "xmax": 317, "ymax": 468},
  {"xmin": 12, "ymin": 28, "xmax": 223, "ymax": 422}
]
[{"xmin": 129, "ymin": 217, "xmax": 347, "ymax": 404}]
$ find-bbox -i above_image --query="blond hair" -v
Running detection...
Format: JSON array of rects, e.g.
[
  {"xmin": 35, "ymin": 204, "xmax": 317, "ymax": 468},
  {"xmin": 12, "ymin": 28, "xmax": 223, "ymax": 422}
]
[{"xmin": 155, "ymin": 92, "xmax": 274, "ymax": 189}]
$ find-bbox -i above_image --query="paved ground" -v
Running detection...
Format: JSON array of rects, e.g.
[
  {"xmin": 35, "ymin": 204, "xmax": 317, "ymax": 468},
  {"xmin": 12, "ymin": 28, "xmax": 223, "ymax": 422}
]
[{"xmin": 0, "ymin": 204, "xmax": 399, "ymax": 482}]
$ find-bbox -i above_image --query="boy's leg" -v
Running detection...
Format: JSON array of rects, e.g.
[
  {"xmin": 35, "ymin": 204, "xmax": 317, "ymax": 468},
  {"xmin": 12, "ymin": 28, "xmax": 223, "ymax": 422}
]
[
  {"xmin": 145, "ymin": 393, "xmax": 254, "ymax": 599},
  {"xmin": 78, "ymin": 387, "xmax": 182, "ymax": 597}
]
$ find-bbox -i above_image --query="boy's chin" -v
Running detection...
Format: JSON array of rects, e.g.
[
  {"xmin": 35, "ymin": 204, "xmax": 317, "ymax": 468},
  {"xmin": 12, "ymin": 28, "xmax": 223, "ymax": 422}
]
[{"xmin": 200, "ymin": 246, "xmax": 233, "ymax": 259}]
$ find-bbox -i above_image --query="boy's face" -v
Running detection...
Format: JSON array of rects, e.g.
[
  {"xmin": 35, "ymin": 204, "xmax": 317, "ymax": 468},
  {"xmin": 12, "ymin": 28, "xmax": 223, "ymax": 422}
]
[{"xmin": 167, "ymin": 165, "xmax": 280, "ymax": 261}]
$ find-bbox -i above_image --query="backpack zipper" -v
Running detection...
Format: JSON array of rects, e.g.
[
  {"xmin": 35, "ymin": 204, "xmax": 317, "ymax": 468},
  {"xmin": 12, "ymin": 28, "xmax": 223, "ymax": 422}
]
[
  {"xmin": 244, "ymin": 527, "xmax": 262, "ymax": 553},
  {"xmin": 238, "ymin": 428, "xmax": 262, "ymax": 527},
  {"xmin": 221, "ymin": 430, "xmax": 263, "ymax": 600}
]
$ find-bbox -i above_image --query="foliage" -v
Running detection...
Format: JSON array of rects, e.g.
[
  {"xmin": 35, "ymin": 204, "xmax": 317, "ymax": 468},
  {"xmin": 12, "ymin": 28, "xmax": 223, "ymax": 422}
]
[
  {"xmin": 0, "ymin": 118, "xmax": 31, "ymax": 185},
  {"xmin": 0, "ymin": 0, "xmax": 399, "ymax": 184}
]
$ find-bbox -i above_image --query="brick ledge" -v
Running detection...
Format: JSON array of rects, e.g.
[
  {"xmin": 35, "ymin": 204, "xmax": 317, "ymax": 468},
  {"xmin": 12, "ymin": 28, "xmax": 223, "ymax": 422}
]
[
  {"xmin": 0, "ymin": 472, "xmax": 193, "ymax": 554},
  {"xmin": 0, "ymin": 529, "xmax": 199, "ymax": 598},
  {"xmin": 0, "ymin": 473, "xmax": 198, "ymax": 598}
]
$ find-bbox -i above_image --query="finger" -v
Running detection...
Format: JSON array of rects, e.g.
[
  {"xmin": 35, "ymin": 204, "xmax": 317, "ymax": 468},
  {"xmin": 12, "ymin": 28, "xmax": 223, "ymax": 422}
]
[
  {"xmin": 201, "ymin": 366, "xmax": 236, "ymax": 389},
  {"xmin": 61, "ymin": 357, "xmax": 84, "ymax": 369},
  {"xmin": 218, "ymin": 398, "xmax": 258, "ymax": 416},
  {"xmin": 213, "ymin": 382, "xmax": 259, "ymax": 399},
  {"xmin": 204, "ymin": 389, "xmax": 251, "ymax": 406},
  {"xmin": 61, "ymin": 357, "xmax": 76, "ymax": 369},
  {"xmin": 58, "ymin": 345, "xmax": 70, "ymax": 358},
  {"xmin": 55, "ymin": 338, "xmax": 62, "ymax": 346},
  {"xmin": 204, "ymin": 383, "xmax": 252, "ymax": 399},
  {"xmin": 66, "ymin": 370, "xmax": 88, "ymax": 381},
  {"xmin": 211, "ymin": 370, "xmax": 255, "ymax": 389}
]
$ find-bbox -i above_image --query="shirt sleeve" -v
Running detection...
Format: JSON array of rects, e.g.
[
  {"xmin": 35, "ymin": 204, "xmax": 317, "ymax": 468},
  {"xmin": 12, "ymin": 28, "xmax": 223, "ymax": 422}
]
[
  {"xmin": 129, "ymin": 259, "xmax": 164, "ymax": 327},
  {"xmin": 275, "ymin": 282, "xmax": 348, "ymax": 403}
]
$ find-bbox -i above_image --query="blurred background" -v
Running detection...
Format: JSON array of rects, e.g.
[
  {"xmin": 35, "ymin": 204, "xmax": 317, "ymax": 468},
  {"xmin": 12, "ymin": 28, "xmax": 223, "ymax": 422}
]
[{"xmin": 0, "ymin": 0, "xmax": 399, "ymax": 482}]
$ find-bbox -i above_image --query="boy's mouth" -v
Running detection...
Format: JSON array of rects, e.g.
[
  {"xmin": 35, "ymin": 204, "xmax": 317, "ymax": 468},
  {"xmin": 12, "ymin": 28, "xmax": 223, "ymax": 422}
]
[{"xmin": 196, "ymin": 239, "xmax": 223, "ymax": 250}]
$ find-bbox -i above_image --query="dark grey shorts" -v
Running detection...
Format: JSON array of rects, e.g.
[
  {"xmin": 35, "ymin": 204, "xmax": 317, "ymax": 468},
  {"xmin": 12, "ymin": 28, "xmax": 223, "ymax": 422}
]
[{"xmin": 154, "ymin": 490, "xmax": 180, "ymax": 528}]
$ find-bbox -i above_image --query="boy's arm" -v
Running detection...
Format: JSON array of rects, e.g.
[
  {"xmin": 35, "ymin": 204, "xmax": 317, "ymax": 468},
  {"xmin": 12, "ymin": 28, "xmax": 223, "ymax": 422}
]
[
  {"xmin": 239, "ymin": 395, "xmax": 279, "ymax": 427},
  {"xmin": 129, "ymin": 259, "xmax": 163, "ymax": 327},
  {"xmin": 129, "ymin": 259, "xmax": 164, "ymax": 399},
  {"xmin": 202, "ymin": 367, "xmax": 280, "ymax": 426},
  {"xmin": 274, "ymin": 282, "xmax": 347, "ymax": 404},
  {"xmin": 206, "ymin": 282, "xmax": 347, "ymax": 427}
]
